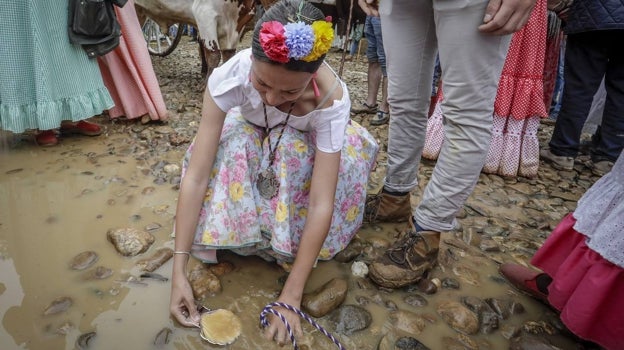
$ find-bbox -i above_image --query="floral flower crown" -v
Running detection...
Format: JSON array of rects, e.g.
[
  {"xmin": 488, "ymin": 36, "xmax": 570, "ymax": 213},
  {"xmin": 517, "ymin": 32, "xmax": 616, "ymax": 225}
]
[{"xmin": 259, "ymin": 16, "xmax": 334, "ymax": 64}]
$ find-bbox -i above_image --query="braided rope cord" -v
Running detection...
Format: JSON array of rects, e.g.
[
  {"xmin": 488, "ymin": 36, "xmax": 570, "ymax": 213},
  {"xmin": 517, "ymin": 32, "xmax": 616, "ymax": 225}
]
[{"xmin": 260, "ymin": 302, "xmax": 346, "ymax": 350}]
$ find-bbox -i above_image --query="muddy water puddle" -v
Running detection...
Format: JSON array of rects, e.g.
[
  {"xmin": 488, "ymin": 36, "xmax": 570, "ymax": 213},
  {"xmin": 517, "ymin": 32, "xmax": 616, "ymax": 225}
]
[{"xmin": 1, "ymin": 135, "xmax": 580, "ymax": 349}]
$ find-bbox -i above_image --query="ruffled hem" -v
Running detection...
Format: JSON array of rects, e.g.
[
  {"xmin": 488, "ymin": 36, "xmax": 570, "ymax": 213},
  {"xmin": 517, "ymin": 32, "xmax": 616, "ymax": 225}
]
[
  {"xmin": 572, "ymin": 169, "xmax": 624, "ymax": 267},
  {"xmin": 0, "ymin": 87, "xmax": 113, "ymax": 133},
  {"xmin": 531, "ymin": 214, "xmax": 624, "ymax": 350},
  {"xmin": 493, "ymin": 74, "xmax": 548, "ymax": 120}
]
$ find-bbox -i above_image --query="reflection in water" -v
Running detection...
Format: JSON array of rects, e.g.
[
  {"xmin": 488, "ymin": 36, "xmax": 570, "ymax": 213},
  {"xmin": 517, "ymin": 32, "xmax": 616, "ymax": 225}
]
[{"xmin": 0, "ymin": 135, "xmax": 582, "ymax": 349}]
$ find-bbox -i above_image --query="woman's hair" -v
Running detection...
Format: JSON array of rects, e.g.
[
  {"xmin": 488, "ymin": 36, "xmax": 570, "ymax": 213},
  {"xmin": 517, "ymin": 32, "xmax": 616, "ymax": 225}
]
[{"xmin": 252, "ymin": 0, "xmax": 328, "ymax": 73}]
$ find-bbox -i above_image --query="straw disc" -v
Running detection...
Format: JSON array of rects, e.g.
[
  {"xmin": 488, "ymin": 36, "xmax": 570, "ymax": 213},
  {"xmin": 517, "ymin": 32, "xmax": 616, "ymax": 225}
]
[{"xmin": 199, "ymin": 309, "xmax": 242, "ymax": 345}]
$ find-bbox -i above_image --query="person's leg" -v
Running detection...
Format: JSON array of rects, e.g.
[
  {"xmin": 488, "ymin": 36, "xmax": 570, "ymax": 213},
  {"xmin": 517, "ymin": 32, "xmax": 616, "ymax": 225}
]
[
  {"xmin": 369, "ymin": 0, "xmax": 511, "ymax": 288},
  {"xmin": 364, "ymin": 16, "xmax": 382, "ymax": 109},
  {"xmin": 547, "ymin": 32, "xmax": 608, "ymax": 160},
  {"xmin": 351, "ymin": 16, "xmax": 381, "ymax": 113},
  {"xmin": 414, "ymin": 0, "xmax": 511, "ymax": 232},
  {"xmin": 370, "ymin": 16, "xmax": 390, "ymax": 125},
  {"xmin": 591, "ymin": 30, "xmax": 624, "ymax": 165},
  {"xmin": 366, "ymin": 0, "xmax": 437, "ymax": 223}
]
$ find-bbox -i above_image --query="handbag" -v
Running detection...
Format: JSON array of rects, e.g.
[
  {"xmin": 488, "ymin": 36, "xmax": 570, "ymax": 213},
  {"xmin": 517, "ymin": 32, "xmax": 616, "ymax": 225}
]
[{"xmin": 68, "ymin": 0, "xmax": 128, "ymax": 58}]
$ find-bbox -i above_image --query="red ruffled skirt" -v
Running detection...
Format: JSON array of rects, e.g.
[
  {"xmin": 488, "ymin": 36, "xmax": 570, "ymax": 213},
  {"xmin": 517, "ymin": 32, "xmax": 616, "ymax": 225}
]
[{"xmin": 531, "ymin": 214, "xmax": 624, "ymax": 350}]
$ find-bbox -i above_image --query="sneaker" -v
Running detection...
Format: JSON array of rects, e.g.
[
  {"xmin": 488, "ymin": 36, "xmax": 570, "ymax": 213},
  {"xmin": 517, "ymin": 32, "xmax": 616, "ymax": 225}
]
[
  {"xmin": 539, "ymin": 148, "xmax": 574, "ymax": 170},
  {"xmin": 370, "ymin": 110, "xmax": 389, "ymax": 126},
  {"xmin": 590, "ymin": 160, "xmax": 614, "ymax": 177},
  {"xmin": 60, "ymin": 120, "xmax": 102, "ymax": 136},
  {"xmin": 364, "ymin": 189, "xmax": 411, "ymax": 223},
  {"xmin": 499, "ymin": 263, "xmax": 549, "ymax": 304},
  {"xmin": 369, "ymin": 221, "xmax": 440, "ymax": 288},
  {"xmin": 35, "ymin": 130, "xmax": 58, "ymax": 147},
  {"xmin": 351, "ymin": 102, "xmax": 378, "ymax": 114}
]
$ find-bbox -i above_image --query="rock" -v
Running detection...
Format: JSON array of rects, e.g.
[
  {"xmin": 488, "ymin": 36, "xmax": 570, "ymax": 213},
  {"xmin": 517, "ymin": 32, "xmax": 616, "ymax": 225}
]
[
  {"xmin": 387, "ymin": 310, "xmax": 427, "ymax": 335},
  {"xmin": 43, "ymin": 296, "xmax": 73, "ymax": 315},
  {"xmin": 500, "ymin": 324, "xmax": 521, "ymax": 339},
  {"xmin": 188, "ymin": 264, "xmax": 222, "ymax": 299},
  {"xmin": 485, "ymin": 298, "xmax": 512, "ymax": 320},
  {"xmin": 328, "ymin": 305, "xmax": 372, "ymax": 335},
  {"xmin": 378, "ymin": 332, "xmax": 430, "ymax": 350},
  {"xmin": 416, "ymin": 278, "xmax": 438, "ymax": 294},
  {"xmin": 106, "ymin": 227, "xmax": 155, "ymax": 256},
  {"xmin": 479, "ymin": 239, "xmax": 500, "ymax": 252},
  {"xmin": 509, "ymin": 334, "xmax": 562, "ymax": 350},
  {"xmin": 135, "ymin": 248, "xmax": 173, "ymax": 272},
  {"xmin": 441, "ymin": 277, "xmax": 460, "ymax": 289},
  {"xmin": 334, "ymin": 239, "xmax": 364, "ymax": 263},
  {"xmin": 302, "ymin": 278, "xmax": 348, "ymax": 318},
  {"xmin": 522, "ymin": 320, "xmax": 556, "ymax": 335},
  {"xmin": 208, "ymin": 261, "xmax": 235, "ymax": 277},
  {"xmin": 452, "ymin": 266, "xmax": 480, "ymax": 286},
  {"xmin": 461, "ymin": 296, "xmax": 499, "ymax": 334},
  {"xmin": 436, "ymin": 301, "xmax": 479, "ymax": 335},
  {"xmin": 351, "ymin": 261, "xmax": 369, "ymax": 277},
  {"xmin": 404, "ymin": 294, "xmax": 428, "ymax": 307},
  {"xmin": 68, "ymin": 251, "xmax": 98, "ymax": 270}
]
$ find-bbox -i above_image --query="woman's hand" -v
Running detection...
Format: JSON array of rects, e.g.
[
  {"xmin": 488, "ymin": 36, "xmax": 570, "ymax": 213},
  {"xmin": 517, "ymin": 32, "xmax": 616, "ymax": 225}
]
[
  {"xmin": 170, "ymin": 270, "xmax": 201, "ymax": 327},
  {"xmin": 478, "ymin": 0, "xmax": 536, "ymax": 35},
  {"xmin": 263, "ymin": 294, "xmax": 303, "ymax": 347}
]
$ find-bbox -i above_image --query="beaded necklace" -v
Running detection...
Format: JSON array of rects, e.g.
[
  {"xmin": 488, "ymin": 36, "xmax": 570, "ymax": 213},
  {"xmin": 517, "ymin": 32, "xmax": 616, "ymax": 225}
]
[{"xmin": 256, "ymin": 102, "xmax": 296, "ymax": 199}]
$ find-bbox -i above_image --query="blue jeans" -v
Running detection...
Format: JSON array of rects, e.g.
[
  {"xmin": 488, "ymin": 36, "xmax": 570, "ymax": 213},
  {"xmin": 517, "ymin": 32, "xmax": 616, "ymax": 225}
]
[
  {"xmin": 364, "ymin": 16, "xmax": 386, "ymax": 76},
  {"xmin": 549, "ymin": 30, "xmax": 624, "ymax": 162}
]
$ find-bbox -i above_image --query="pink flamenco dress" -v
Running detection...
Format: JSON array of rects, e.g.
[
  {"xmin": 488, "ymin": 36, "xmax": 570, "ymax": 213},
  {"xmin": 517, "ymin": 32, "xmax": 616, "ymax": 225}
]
[
  {"xmin": 424, "ymin": 0, "xmax": 549, "ymax": 178},
  {"xmin": 531, "ymin": 153, "xmax": 624, "ymax": 350},
  {"xmin": 97, "ymin": 0, "xmax": 168, "ymax": 121}
]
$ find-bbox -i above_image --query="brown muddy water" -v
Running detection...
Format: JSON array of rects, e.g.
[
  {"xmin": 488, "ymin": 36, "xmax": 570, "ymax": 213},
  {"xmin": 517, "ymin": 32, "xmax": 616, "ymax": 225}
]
[{"xmin": 1, "ymin": 37, "xmax": 592, "ymax": 350}]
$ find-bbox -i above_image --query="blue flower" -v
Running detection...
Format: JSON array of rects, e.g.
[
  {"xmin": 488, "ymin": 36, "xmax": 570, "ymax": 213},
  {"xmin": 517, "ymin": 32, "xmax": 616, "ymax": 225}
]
[{"xmin": 284, "ymin": 22, "xmax": 315, "ymax": 60}]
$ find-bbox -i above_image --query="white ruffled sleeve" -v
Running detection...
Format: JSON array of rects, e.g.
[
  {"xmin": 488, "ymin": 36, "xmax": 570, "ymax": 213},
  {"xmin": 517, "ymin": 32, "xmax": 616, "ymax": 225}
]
[
  {"xmin": 207, "ymin": 49, "xmax": 251, "ymax": 113},
  {"xmin": 311, "ymin": 86, "xmax": 350, "ymax": 153}
]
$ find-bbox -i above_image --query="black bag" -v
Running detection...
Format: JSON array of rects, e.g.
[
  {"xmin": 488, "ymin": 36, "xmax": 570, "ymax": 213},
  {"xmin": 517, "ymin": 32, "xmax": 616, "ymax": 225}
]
[{"xmin": 68, "ymin": 0, "xmax": 128, "ymax": 58}]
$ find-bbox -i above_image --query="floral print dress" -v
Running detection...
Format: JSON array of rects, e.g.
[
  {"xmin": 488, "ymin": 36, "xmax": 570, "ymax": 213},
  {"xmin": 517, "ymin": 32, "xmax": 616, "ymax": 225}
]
[{"xmin": 181, "ymin": 49, "xmax": 378, "ymax": 263}]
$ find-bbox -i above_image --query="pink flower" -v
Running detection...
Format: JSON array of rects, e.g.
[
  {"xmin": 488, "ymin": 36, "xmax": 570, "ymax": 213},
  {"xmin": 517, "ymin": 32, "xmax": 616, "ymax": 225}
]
[{"xmin": 259, "ymin": 21, "xmax": 289, "ymax": 63}]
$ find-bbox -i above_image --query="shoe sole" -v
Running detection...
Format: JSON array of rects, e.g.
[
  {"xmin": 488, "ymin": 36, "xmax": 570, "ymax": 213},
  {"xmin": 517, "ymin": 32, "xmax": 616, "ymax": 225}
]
[{"xmin": 60, "ymin": 129, "xmax": 102, "ymax": 137}]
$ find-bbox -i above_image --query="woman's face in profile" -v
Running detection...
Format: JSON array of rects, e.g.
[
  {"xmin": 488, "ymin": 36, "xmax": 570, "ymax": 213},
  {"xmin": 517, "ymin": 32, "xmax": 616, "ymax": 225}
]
[{"xmin": 250, "ymin": 59, "xmax": 313, "ymax": 107}]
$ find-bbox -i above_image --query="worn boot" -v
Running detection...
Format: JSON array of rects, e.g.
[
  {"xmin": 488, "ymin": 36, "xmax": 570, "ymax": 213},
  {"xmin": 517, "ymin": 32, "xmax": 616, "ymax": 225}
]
[
  {"xmin": 368, "ymin": 221, "xmax": 440, "ymax": 288},
  {"xmin": 364, "ymin": 189, "xmax": 411, "ymax": 223}
]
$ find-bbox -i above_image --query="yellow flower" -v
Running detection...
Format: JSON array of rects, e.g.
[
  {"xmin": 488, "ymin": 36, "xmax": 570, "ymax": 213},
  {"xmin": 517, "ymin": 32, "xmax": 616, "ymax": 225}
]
[
  {"xmin": 298, "ymin": 208, "xmax": 308, "ymax": 218},
  {"xmin": 204, "ymin": 188, "xmax": 214, "ymax": 201},
  {"xmin": 346, "ymin": 145, "xmax": 357, "ymax": 158},
  {"xmin": 346, "ymin": 205, "xmax": 359, "ymax": 222},
  {"xmin": 202, "ymin": 232, "xmax": 215, "ymax": 244},
  {"xmin": 276, "ymin": 202, "xmax": 288, "ymax": 222},
  {"xmin": 302, "ymin": 178, "xmax": 312, "ymax": 191},
  {"xmin": 243, "ymin": 124, "xmax": 255, "ymax": 134},
  {"xmin": 294, "ymin": 140, "xmax": 308, "ymax": 154},
  {"xmin": 229, "ymin": 182, "xmax": 244, "ymax": 202},
  {"xmin": 227, "ymin": 231, "xmax": 237, "ymax": 243},
  {"xmin": 318, "ymin": 248, "xmax": 331, "ymax": 260},
  {"xmin": 303, "ymin": 21, "xmax": 334, "ymax": 62}
]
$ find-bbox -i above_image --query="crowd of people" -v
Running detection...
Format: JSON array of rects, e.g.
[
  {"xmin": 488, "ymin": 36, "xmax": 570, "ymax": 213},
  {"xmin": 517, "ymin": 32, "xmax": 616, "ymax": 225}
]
[{"xmin": 1, "ymin": 0, "xmax": 622, "ymax": 348}]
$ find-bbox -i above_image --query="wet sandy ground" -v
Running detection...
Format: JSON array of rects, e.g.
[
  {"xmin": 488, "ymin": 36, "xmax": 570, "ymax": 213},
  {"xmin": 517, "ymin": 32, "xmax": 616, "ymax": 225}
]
[{"xmin": 0, "ymin": 37, "xmax": 601, "ymax": 349}]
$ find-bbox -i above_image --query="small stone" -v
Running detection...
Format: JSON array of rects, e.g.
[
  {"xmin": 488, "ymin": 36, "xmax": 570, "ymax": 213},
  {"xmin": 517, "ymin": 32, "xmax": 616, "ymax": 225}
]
[
  {"xmin": 351, "ymin": 261, "xmax": 368, "ymax": 278},
  {"xmin": 441, "ymin": 277, "xmax": 460, "ymax": 289}
]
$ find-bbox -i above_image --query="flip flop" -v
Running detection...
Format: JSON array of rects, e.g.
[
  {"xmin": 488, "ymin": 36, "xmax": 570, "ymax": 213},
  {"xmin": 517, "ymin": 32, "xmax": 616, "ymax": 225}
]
[{"xmin": 351, "ymin": 102, "xmax": 378, "ymax": 114}]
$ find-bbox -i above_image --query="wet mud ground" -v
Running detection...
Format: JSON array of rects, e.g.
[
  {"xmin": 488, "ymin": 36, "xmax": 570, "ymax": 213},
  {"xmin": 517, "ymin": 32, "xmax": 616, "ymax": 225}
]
[{"xmin": 0, "ymin": 36, "xmax": 605, "ymax": 349}]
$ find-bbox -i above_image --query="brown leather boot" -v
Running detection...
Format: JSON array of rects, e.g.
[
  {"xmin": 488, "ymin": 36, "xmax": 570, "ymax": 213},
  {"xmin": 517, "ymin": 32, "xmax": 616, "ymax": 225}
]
[
  {"xmin": 368, "ymin": 222, "xmax": 440, "ymax": 288},
  {"xmin": 364, "ymin": 190, "xmax": 411, "ymax": 223}
]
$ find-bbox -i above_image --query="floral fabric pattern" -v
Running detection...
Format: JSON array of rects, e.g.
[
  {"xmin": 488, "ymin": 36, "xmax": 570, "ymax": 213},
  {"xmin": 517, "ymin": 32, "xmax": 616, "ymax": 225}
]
[{"xmin": 182, "ymin": 110, "xmax": 378, "ymax": 263}]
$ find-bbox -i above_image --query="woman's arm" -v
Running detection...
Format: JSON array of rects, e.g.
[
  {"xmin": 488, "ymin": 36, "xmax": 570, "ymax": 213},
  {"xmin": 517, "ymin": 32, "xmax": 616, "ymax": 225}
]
[
  {"xmin": 170, "ymin": 90, "xmax": 226, "ymax": 327},
  {"xmin": 264, "ymin": 148, "xmax": 341, "ymax": 344}
]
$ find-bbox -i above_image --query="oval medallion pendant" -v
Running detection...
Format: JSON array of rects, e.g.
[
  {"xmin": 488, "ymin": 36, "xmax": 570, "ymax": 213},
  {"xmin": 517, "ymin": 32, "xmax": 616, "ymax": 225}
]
[{"xmin": 257, "ymin": 168, "xmax": 279, "ymax": 199}]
